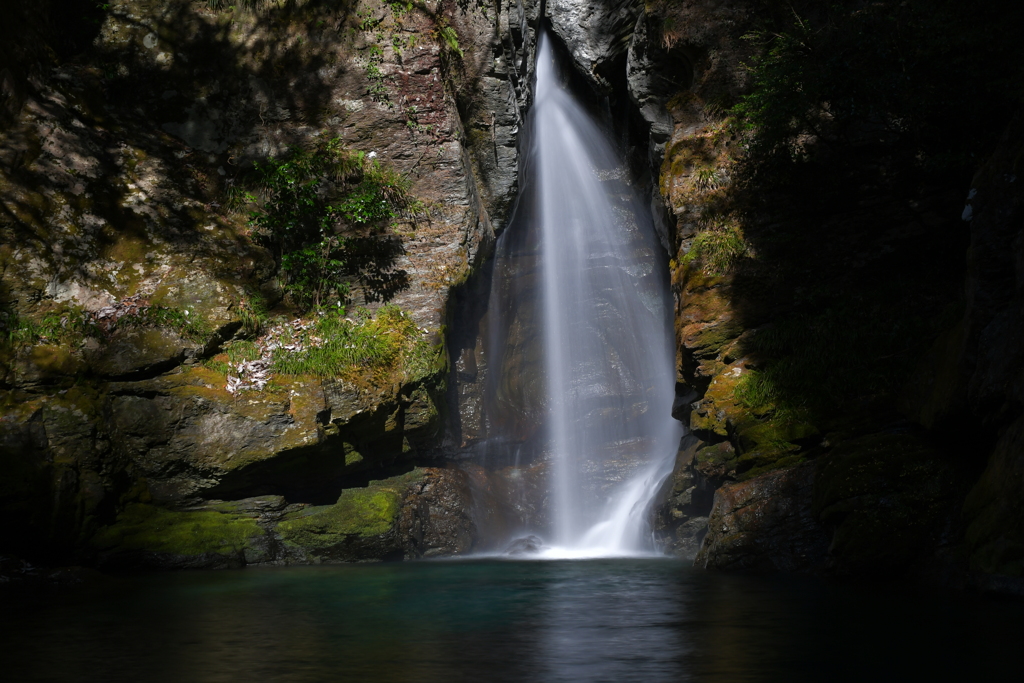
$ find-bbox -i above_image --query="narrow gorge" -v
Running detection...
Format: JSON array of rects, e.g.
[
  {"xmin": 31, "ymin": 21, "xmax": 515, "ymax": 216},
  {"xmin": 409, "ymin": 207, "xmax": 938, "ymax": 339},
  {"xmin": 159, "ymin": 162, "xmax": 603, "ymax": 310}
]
[{"xmin": 3, "ymin": 0, "xmax": 1024, "ymax": 600}]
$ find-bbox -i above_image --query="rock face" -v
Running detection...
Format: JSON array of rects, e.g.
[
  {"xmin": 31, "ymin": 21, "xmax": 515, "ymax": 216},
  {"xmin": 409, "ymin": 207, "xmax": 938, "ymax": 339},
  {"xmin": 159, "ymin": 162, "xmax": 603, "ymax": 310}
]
[
  {"xmin": 692, "ymin": 430, "xmax": 957, "ymax": 576},
  {"xmin": 905, "ymin": 115, "xmax": 1024, "ymax": 587},
  {"xmin": 0, "ymin": 0, "xmax": 536, "ymax": 567},
  {"xmin": 695, "ymin": 462, "xmax": 828, "ymax": 573},
  {"xmin": 653, "ymin": 435, "xmax": 712, "ymax": 558},
  {"xmin": 547, "ymin": 0, "xmax": 641, "ymax": 93},
  {"xmin": 3, "ymin": 0, "xmax": 1023, "ymax": 592},
  {"xmin": 638, "ymin": 0, "xmax": 1019, "ymax": 594}
]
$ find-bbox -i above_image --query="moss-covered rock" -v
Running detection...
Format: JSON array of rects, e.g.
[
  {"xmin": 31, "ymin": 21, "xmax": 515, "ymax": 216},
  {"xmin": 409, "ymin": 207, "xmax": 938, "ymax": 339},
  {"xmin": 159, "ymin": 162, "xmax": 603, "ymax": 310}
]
[
  {"xmin": 87, "ymin": 327, "xmax": 191, "ymax": 378},
  {"xmin": 0, "ymin": 0, "xmax": 519, "ymax": 568},
  {"xmin": 273, "ymin": 467, "xmax": 474, "ymax": 562},
  {"xmin": 278, "ymin": 486, "xmax": 404, "ymax": 549},
  {"xmin": 91, "ymin": 503, "xmax": 266, "ymax": 568},
  {"xmin": 689, "ymin": 362, "xmax": 749, "ymax": 437},
  {"xmin": 693, "ymin": 441, "xmax": 739, "ymax": 482},
  {"xmin": 13, "ymin": 344, "xmax": 84, "ymax": 385}
]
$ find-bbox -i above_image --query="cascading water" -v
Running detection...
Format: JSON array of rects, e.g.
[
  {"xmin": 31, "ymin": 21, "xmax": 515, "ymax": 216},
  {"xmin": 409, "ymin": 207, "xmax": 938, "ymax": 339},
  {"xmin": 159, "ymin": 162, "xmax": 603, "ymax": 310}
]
[{"xmin": 481, "ymin": 28, "xmax": 682, "ymax": 557}]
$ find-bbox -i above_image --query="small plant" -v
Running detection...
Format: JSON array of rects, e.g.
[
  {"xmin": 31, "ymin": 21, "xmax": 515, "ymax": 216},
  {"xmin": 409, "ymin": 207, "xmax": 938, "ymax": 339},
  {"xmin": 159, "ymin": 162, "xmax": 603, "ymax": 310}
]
[
  {"xmin": 437, "ymin": 25, "xmax": 464, "ymax": 58},
  {"xmin": 387, "ymin": 1, "xmax": 413, "ymax": 18},
  {"xmin": 357, "ymin": 9, "xmax": 384, "ymax": 31},
  {"xmin": 236, "ymin": 294, "xmax": 268, "ymax": 337},
  {"xmin": 404, "ymin": 106, "xmax": 434, "ymax": 136},
  {"xmin": 680, "ymin": 222, "xmax": 749, "ymax": 276},
  {"xmin": 694, "ymin": 166, "xmax": 722, "ymax": 192},
  {"xmin": 365, "ymin": 45, "xmax": 393, "ymax": 107}
]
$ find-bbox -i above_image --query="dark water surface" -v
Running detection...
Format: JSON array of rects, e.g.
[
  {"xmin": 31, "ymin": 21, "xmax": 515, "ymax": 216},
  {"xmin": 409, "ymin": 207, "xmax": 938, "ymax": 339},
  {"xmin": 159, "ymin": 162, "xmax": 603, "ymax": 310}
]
[{"xmin": 2, "ymin": 559, "xmax": 1022, "ymax": 682}]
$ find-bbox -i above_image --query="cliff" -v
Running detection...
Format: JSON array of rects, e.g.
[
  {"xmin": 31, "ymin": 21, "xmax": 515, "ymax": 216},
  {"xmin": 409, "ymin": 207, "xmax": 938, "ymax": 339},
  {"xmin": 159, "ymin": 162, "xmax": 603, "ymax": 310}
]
[
  {"xmin": 0, "ymin": 0, "xmax": 537, "ymax": 568},
  {"xmin": 3, "ymin": 0, "xmax": 1024, "ymax": 593}
]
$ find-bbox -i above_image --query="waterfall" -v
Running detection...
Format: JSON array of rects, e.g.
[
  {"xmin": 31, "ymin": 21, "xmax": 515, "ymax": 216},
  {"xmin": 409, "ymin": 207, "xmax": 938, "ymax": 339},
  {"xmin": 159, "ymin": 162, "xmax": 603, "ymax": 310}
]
[{"xmin": 481, "ymin": 28, "xmax": 682, "ymax": 557}]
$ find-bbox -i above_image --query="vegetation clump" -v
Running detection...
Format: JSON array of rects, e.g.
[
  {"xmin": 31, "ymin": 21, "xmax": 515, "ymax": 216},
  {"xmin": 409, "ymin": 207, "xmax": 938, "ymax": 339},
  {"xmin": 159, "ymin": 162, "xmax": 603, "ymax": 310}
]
[
  {"xmin": 112, "ymin": 305, "xmax": 212, "ymax": 342},
  {"xmin": 1, "ymin": 308, "xmax": 96, "ymax": 349},
  {"xmin": 729, "ymin": 0, "xmax": 1024, "ymax": 196},
  {"xmin": 270, "ymin": 304, "xmax": 438, "ymax": 383},
  {"xmin": 238, "ymin": 136, "xmax": 419, "ymax": 312},
  {"xmin": 680, "ymin": 219, "xmax": 749, "ymax": 276}
]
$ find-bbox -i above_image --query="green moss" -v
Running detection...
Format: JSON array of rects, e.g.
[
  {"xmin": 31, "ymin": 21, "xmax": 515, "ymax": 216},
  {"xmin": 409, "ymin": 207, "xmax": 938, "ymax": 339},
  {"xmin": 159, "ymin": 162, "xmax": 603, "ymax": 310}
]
[
  {"xmin": 103, "ymin": 233, "xmax": 150, "ymax": 265},
  {"xmin": 91, "ymin": 504, "xmax": 263, "ymax": 556},
  {"xmin": 695, "ymin": 441, "xmax": 740, "ymax": 474},
  {"xmin": 737, "ymin": 414, "xmax": 818, "ymax": 452},
  {"xmin": 26, "ymin": 344, "xmax": 82, "ymax": 377},
  {"xmin": 343, "ymin": 442, "xmax": 364, "ymax": 467},
  {"xmin": 277, "ymin": 487, "xmax": 401, "ymax": 548},
  {"xmin": 689, "ymin": 365, "xmax": 748, "ymax": 436},
  {"xmin": 739, "ymin": 452, "xmax": 806, "ymax": 481}
]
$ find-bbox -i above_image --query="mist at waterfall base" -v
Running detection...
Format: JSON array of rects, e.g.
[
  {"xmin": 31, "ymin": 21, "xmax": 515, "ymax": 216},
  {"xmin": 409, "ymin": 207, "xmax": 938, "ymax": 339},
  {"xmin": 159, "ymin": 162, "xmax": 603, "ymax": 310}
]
[
  {"xmin": 6, "ymin": 560, "xmax": 1024, "ymax": 682},
  {"xmin": 475, "ymin": 29, "xmax": 682, "ymax": 558}
]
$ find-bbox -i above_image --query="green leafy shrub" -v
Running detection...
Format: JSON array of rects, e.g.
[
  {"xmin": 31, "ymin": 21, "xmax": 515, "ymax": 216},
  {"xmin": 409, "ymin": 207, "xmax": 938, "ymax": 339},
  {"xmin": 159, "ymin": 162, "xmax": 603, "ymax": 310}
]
[
  {"xmin": 281, "ymin": 239, "xmax": 351, "ymax": 311},
  {"xmin": 241, "ymin": 137, "xmax": 416, "ymax": 310}
]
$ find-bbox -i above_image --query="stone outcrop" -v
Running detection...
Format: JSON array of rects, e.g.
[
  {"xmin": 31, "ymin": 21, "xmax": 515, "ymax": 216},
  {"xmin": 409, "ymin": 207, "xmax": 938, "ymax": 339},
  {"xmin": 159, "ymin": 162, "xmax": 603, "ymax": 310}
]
[
  {"xmin": 0, "ymin": 0, "xmax": 535, "ymax": 567},
  {"xmin": 3, "ymin": 0, "xmax": 1023, "ymax": 593},
  {"xmin": 640, "ymin": 0, "xmax": 1019, "ymax": 593},
  {"xmin": 547, "ymin": 0, "xmax": 641, "ymax": 93}
]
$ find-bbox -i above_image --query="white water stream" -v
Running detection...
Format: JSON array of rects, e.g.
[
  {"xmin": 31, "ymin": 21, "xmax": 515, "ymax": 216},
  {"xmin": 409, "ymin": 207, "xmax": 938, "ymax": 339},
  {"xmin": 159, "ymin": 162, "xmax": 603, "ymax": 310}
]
[{"xmin": 522, "ymin": 29, "xmax": 683, "ymax": 557}]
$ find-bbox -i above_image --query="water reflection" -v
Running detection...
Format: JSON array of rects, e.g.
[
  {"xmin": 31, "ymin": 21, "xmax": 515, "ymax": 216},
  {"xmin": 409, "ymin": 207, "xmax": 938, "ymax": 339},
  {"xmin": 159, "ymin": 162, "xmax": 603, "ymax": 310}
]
[
  {"xmin": 2, "ymin": 560, "xmax": 1023, "ymax": 682},
  {"xmin": 535, "ymin": 560, "xmax": 687, "ymax": 681}
]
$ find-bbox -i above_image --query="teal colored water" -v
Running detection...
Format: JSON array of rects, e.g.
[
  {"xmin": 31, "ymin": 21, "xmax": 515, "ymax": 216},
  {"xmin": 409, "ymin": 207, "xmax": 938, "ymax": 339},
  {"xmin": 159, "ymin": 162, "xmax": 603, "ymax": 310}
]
[{"xmin": 2, "ymin": 559, "xmax": 1022, "ymax": 682}]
